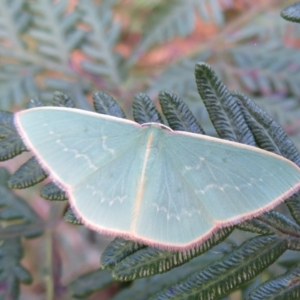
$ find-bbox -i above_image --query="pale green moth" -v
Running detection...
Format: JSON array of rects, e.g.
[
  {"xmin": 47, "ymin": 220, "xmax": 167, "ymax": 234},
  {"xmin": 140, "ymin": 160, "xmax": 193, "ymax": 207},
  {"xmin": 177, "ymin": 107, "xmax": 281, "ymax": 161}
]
[{"xmin": 15, "ymin": 107, "xmax": 300, "ymax": 250}]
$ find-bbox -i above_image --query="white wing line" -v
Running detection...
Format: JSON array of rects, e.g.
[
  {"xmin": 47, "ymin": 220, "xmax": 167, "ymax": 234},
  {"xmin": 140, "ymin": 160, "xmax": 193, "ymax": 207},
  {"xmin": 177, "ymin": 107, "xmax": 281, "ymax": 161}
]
[{"xmin": 167, "ymin": 141, "xmax": 212, "ymax": 219}]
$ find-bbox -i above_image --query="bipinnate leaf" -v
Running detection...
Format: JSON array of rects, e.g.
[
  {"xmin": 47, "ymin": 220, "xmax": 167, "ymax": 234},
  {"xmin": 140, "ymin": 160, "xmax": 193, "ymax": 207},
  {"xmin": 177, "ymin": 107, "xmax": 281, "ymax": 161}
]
[
  {"xmin": 159, "ymin": 90, "xmax": 205, "ymax": 134},
  {"xmin": 150, "ymin": 235, "xmax": 287, "ymax": 299},
  {"xmin": 68, "ymin": 269, "xmax": 114, "ymax": 298},
  {"xmin": 93, "ymin": 91, "xmax": 126, "ymax": 118},
  {"xmin": 111, "ymin": 227, "xmax": 233, "ymax": 281},
  {"xmin": 8, "ymin": 157, "xmax": 48, "ymax": 189},
  {"xmin": 78, "ymin": 0, "xmax": 121, "ymax": 85},
  {"xmin": 0, "ymin": 111, "xmax": 27, "ymax": 161},
  {"xmin": 63, "ymin": 207, "xmax": 82, "ymax": 225},
  {"xmin": 40, "ymin": 182, "xmax": 67, "ymax": 201},
  {"xmin": 101, "ymin": 238, "xmax": 146, "ymax": 270},
  {"xmin": 194, "ymin": 62, "xmax": 255, "ymax": 144},
  {"xmin": 124, "ymin": 1, "xmax": 223, "ymax": 68},
  {"xmin": 133, "ymin": 93, "xmax": 163, "ymax": 124},
  {"xmin": 26, "ymin": 1, "xmax": 84, "ymax": 63},
  {"xmin": 0, "ymin": 238, "xmax": 32, "ymax": 300},
  {"xmin": 281, "ymin": 2, "xmax": 300, "ymax": 24},
  {"xmin": 235, "ymin": 92, "xmax": 300, "ymax": 166},
  {"xmin": 246, "ymin": 263, "xmax": 300, "ymax": 299}
]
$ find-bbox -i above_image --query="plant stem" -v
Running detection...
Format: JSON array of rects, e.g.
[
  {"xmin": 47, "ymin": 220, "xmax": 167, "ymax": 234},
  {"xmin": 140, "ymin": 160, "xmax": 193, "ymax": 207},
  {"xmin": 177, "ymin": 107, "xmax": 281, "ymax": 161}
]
[{"xmin": 44, "ymin": 202, "xmax": 67, "ymax": 300}]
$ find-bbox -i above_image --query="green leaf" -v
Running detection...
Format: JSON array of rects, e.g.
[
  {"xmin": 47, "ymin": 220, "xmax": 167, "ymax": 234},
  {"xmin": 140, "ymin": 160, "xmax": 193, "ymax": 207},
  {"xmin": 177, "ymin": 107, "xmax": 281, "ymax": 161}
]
[
  {"xmin": 8, "ymin": 157, "xmax": 48, "ymax": 189},
  {"xmin": 147, "ymin": 54, "xmax": 215, "ymax": 136},
  {"xmin": 28, "ymin": 91, "xmax": 77, "ymax": 108},
  {"xmin": 63, "ymin": 207, "xmax": 82, "ymax": 225},
  {"xmin": 0, "ymin": 1, "xmax": 30, "ymax": 49},
  {"xmin": 159, "ymin": 90, "xmax": 205, "ymax": 134},
  {"xmin": 26, "ymin": 97, "xmax": 45, "ymax": 108},
  {"xmin": 259, "ymin": 211, "xmax": 300, "ymax": 237},
  {"xmin": 281, "ymin": 3, "xmax": 300, "ymax": 24},
  {"xmin": 26, "ymin": 1, "xmax": 84, "ymax": 64},
  {"xmin": 52, "ymin": 91, "xmax": 75, "ymax": 107},
  {"xmin": 219, "ymin": 20, "xmax": 300, "ymax": 98},
  {"xmin": 235, "ymin": 92, "xmax": 284, "ymax": 155},
  {"xmin": 246, "ymin": 263, "xmax": 300, "ymax": 299},
  {"xmin": 0, "ymin": 111, "xmax": 27, "ymax": 161},
  {"xmin": 78, "ymin": 0, "xmax": 122, "ymax": 85},
  {"xmin": 147, "ymin": 53, "xmax": 210, "ymax": 94},
  {"xmin": 133, "ymin": 93, "xmax": 163, "ymax": 124},
  {"xmin": 286, "ymin": 192, "xmax": 300, "ymax": 226},
  {"xmin": 0, "ymin": 167, "xmax": 43, "ymax": 238},
  {"xmin": 0, "ymin": 1, "xmax": 32, "ymax": 109},
  {"xmin": 68, "ymin": 269, "xmax": 114, "ymax": 298},
  {"xmin": 234, "ymin": 92, "xmax": 300, "ymax": 165},
  {"xmin": 0, "ymin": 238, "xmax": 32, "ymax": 300},
  {"xmin": 112, "ymin": 253, "xmax": 227, "ymax": 300},
  {"xmin": 194, "ymin": 62, "xmax": 255, "ymax": 144},
  {"xmin": 101, "ymin": 238, "xmax": 146, "ymax": 270},
  {"xmin": 0, "ymin": 64, "xmax": 39, "ymax": 111},
  {"xmin": 236, "ymin": 218, "xmax": 276, "ymax": 235},
  {"xmin": 150, "ymin": 235, "xmax": 287, "ymax": 299},
  {"xmin": 93, "ymin": 91, "xmax": 126, "ymax": 118},
  {"xmin": 112, "ymin": 227, "xmax": 233, "ymax": 281},
  {"xmin": 258, "ymin": 211, "xmax": 300, "ymax": 251},
  {"xmin": 40, "ymin": 182, "xmax": 67, "ymax": 201}
]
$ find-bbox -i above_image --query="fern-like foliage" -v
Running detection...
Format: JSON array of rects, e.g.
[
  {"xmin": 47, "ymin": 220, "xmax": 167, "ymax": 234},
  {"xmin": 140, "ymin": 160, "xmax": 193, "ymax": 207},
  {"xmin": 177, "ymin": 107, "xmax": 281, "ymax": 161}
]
[
  {"xmin": 0, "ymin": 110, "xmax": 27, "ymax": 161},
  {"xmin": 2, "ymin": 1, "xmax": 300, "ymax": 299},
  {"xmin": 146, "ymin": 52, "xmax": 214, "ymax": 134},
  {"xmin": 0, "ymin": 167, "xmax": 43, "ymax": 238},
  {"xmin": 78, "ymin": 0, "xmax": 122, "ymax": 85},
  {"xmin": 146, "ymin": 4, "xmax": 300, "ymax": 146},
  {"xmin": 26, "ymin": 0, "xmax": 85, "ymax": 64},
  {"xmin": 0, "ymin": 0, "xmax": 34, "ymax": 110},
  {"xmin": 2, "ymin": 60, "xmax": 300, "ymax": 298},
  {"xmin": 224, "ymin": 43, "xmax": 300, "ymax": 97},
  {"xmin": 0, "ymin": 0, "xmax": 248, "ymax": 111},
  {"xmin": 0, "ymin": 0, "xmax": 121, "ymax": 109},
  {"xmin": 126, "ymin": 0, "xmax": 226, "ymax": 67},
  {"xmin": 0, "ymin": 237, "xmax": 32, "ymax": 299},
  {"xmin": 246, "ymin": 263, "xmax": 300, "ymax": 299},
  {"xmin": 0, "ymin": 167, "xmax": 43, "ymax": 299}
]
